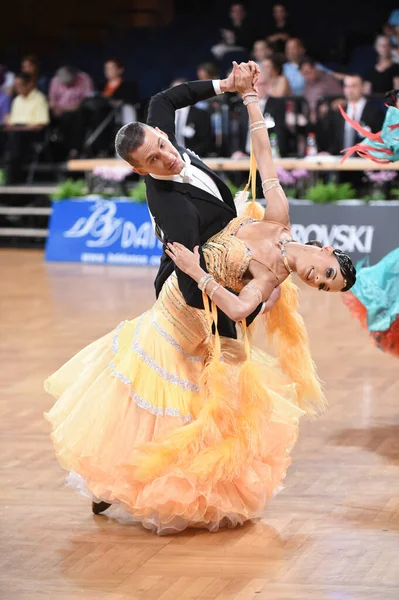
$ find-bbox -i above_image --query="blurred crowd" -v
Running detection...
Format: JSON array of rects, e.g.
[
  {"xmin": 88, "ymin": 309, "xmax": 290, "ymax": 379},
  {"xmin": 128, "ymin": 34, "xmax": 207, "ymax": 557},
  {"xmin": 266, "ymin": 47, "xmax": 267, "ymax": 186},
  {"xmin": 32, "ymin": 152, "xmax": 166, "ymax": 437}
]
[{"xmin": 1, "ymin": 3, "xmax": 399, "ymax": 183}]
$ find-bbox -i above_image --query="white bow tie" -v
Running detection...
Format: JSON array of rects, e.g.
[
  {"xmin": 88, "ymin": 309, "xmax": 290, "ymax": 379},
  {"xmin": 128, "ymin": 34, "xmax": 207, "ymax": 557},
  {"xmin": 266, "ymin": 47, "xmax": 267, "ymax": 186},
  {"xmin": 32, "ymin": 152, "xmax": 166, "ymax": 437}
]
[{"xmin": 180, "ymin": 153, "xmax": 194, "ymax": 183}]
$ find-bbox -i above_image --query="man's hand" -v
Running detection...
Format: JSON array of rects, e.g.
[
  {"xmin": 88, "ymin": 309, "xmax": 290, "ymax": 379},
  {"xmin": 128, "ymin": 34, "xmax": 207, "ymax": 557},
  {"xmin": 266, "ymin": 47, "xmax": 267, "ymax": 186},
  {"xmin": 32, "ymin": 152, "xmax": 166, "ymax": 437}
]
[
  {"xmin": 220, "ymin": 61, "xmax": 260, "ymax": 93},
  {"xmin": 233, "ymin": 62, "xmax": 258, "ymax": 95}
]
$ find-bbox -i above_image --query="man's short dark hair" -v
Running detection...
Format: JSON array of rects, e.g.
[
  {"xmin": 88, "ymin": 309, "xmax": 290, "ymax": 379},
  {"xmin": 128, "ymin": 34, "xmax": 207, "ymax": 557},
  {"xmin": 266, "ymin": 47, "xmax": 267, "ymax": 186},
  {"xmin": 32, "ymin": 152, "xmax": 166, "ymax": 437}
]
[
  {"xmin": 16, "ymin": 72, "xmax": 33, "ymax": 85},
  {"xmin": 345, "ymin": 73, "xmax": 364, "ymax": 83},
  {"xmin": 299, "ymin": 56, "xmax": 316, "ymax": 70},
  {"xmin": 115, "ymin": 122, "xmax": 148, "ymax": 165}
]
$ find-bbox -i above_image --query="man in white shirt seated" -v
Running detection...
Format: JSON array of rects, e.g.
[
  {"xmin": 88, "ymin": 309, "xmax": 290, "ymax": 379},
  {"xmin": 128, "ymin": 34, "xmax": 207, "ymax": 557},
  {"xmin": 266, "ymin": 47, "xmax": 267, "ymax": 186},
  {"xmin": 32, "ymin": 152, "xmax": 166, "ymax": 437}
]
[{"xmin": 3, "ymin": 73, "xmax": 49, "ymax": 183}]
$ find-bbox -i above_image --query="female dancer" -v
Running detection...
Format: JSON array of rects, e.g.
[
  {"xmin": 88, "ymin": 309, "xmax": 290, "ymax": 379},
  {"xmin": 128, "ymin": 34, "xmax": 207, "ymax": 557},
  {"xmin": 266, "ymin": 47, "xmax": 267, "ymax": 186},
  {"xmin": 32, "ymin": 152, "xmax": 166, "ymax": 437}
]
[
  {"xmin": 45, "ymin": 64, "xmax": 356, "ymax": 535},
  {"xmin": 339, "ymin": 92, "xmax": 399, "ymax": 357}
]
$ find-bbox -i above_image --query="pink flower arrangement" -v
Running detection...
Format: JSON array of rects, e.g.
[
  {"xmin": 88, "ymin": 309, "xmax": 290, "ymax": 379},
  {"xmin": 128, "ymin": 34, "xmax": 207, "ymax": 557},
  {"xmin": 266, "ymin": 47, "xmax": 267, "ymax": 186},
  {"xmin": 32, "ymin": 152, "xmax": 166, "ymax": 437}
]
[
  {"xmin": 276, "ymin": 167, "xmax": 309, "ymax": 185},
  {"xmin": 93, "ymin": 165, "xmax": 132, "ymax": 182},
  {"xmin": 365, "ymin": 170, "xmax": 397, "ymax": 183}
]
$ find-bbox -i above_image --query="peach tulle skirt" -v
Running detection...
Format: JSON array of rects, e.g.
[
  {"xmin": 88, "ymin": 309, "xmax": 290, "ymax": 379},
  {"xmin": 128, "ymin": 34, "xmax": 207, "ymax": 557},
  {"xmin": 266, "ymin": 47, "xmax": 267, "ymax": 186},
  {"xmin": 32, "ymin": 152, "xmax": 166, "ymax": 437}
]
[{"xmin": 45, "ymin": 274, "xmax": 304, "ymax": 534}]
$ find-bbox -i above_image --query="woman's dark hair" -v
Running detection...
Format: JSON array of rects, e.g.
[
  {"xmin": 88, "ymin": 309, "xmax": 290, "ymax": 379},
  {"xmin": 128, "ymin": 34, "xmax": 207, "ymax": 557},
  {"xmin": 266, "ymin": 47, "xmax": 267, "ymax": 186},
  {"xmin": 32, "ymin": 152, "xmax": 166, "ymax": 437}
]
[
  {"xmin": 266, "ymin": 53, "xmax": 285, "ymax": 75},
  {"xmin": 306, "ymin": 240, "xmax": 356, "ymax": 292},
  {"xmin": 105, "ymin": 57, "xmax": 124, "ymax": 68}
]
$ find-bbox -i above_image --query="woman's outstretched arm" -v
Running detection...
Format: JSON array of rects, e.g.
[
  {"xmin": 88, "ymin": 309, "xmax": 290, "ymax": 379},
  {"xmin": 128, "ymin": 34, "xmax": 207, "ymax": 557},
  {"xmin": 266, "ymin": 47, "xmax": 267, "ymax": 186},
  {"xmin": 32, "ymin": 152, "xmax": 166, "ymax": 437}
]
[{"xmin": 234, "ymin": 62, "xmax": 290, "ymax": 227}]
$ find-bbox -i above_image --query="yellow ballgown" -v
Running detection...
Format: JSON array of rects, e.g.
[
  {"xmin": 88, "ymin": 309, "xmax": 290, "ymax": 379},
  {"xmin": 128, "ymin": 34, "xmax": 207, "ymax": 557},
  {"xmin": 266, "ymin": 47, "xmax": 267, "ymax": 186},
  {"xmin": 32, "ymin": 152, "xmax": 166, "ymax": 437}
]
[{"xmin": 45, "ymin": 216, "xmax": 317, "ymax": 535}]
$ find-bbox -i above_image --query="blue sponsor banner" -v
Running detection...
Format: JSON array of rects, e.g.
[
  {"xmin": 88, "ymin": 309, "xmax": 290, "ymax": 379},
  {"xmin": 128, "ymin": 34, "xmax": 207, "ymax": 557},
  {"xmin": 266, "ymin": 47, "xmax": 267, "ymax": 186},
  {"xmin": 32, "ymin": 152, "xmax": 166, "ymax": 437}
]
[{"xmin": 45, "ymin": 199, "xmax": 163, "ymax": 266}]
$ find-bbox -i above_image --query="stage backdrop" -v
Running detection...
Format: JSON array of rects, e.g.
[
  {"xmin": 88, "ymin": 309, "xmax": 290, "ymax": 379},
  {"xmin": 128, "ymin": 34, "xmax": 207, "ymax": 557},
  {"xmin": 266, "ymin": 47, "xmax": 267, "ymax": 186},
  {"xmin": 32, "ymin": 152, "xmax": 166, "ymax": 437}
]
[{"xmin": 45, "ymin": 199, "xmax": 399, "ymax": 266}]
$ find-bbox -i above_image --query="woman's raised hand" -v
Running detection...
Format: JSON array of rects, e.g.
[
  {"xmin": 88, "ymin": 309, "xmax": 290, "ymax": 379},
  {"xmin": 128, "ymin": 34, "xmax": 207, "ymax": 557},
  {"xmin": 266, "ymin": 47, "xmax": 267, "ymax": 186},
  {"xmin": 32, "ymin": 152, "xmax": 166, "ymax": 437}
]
[{"xmin": 233, "ymin": 61, "xmax": 259, "ymax": 95}]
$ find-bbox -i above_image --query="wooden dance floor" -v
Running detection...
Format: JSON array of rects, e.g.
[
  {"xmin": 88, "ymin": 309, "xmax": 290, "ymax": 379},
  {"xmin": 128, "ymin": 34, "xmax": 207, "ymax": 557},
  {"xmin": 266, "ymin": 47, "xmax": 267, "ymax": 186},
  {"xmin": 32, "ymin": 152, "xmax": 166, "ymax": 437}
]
[{"xmin": 1, "ymin": 249, "xmax": 398, "ymax": 600}]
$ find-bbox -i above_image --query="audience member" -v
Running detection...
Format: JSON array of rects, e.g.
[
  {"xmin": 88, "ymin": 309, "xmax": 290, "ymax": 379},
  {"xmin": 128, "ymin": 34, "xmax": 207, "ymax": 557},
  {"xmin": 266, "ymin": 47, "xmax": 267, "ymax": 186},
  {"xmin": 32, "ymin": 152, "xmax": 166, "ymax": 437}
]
[
  {"xmin": 0, "ymin": 64, "xmax": 15, "ymax": 96},
  {"xmin": 224, "ymin": 3, "xmax": 253, "ymax": 49},
  {"xmin": 212, "ymin": 3, "xmax": 253, "ymax": 59},
  {"xmin": 261, "ymin": 55, "xmax": 291, "ymax": 97},
  {"xmin": 299, "ymin": 57, "xmax": 342, "ymax": 123},
  {"xmin": 318, "ymin": 74, "xmax": 384, "ymax": 155},
  {"xmin": 49, "ymin": 66, "xmax": 93, "ymax": 157},
  {"xmin": 0, "ymin": 67, "xmax": 11, "ymax": 124},
  {"xmin": 103, "ymin": 58, "xmax": 138, "ymax": 105},
  {"xmin": 267, "ymin": 4, "xmax": 294, "ymax": 53},
  {"xmin": 365, "ymin": 35, "xmax": 399, "ymax": 94},
  {"xmin": 3, "ymin": 73, "xmax": 49, "ymax": 182},
  {"xmin": 283, "ymin": 38, "xmax": 341, "ymax": 96},
  {"xmin": 251, "ymin": 39, "xmax": 273, "ymax": 65},
  {"xmin": 170, "ymin": 78, "xmax": 214, "ymax": 156},
  {"xmin": 196, "ymin": 62, "xmax": 220, "ymax": 81},
  {"xmin": 21, "ymin": 54, "xmax": 47, "ymax": 93}
]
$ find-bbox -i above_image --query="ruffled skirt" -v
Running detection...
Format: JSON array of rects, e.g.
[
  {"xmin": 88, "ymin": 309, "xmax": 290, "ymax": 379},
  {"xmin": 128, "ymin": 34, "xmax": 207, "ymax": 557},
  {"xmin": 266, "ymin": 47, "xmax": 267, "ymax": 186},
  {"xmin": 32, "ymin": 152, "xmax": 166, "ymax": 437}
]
[{"xmin": 45, "ymin": 274, "xmax": 304, "ymax": 534}]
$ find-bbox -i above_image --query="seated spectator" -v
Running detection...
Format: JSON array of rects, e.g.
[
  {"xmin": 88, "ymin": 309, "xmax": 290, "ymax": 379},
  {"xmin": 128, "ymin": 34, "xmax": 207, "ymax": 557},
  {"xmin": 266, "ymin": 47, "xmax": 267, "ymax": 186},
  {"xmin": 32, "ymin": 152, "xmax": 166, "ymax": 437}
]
[
  {"xmin": 170, "ymin": 78, "xmax": 214, "ymax": 157},
  {"xmin": 2, "ymin": 73, "xmax": 49, "ymax": 183},
  {"xmin": 251, "ymin": 39, "xmax": 273, "ymax": 65},
  {"xmin": 196, "ymin": 62, "xmax": 220, "ymax": 81},
  {"xmin": 283, "ymin": 38, "xmax": 344, "ymax": 96},
  {"xmin": 267, "ymin": 4, "xmax": 294, "ymax": 54},
  {"xmin": 261, "ymin": 55, "xmax": 291, "ymax": 97},
  {"xmin": 0, "ymin": 64, "xmax": 15, "ymax": 96},
  {"xmin": 299, "ymin": 57, "xmax": 342, "ymax": 123},
  {"xmin": 0, "ymin": 67, "xmax": 11, "ymax": 124},
  {"xmin": 21, "ymin": 54, "xmax": 47, "ymax": 93},
  {"xmin": 103, "ymin": 58, "xmax": 138, "ymax": 105},
  {"xmin": 212, "ymin": 3, "xmax": 253, "ymax": 59},
  {"xmin": 365, "ymin": 36, "xmax": 399, "ymax": 94},
  {"xmin": 318, "ymin": 74, "xmax": 384, "ymax": 155},
  {"xmin": 49, "ymin": 66, "xmax": 93, "ymax": 158}
]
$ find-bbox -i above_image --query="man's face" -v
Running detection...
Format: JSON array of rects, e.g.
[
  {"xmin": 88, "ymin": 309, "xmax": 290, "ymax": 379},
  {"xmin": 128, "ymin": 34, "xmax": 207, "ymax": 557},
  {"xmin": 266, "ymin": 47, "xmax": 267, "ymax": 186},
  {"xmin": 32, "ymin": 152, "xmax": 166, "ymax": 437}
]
[
  {"xmin": 230, "ymin": 4, "xmax": 245, "ymax": 21},
  {"xmin": 300, "ymin": 63, "xmax": 317, "ymax": 84},
  {"xmin": 285, "ymin": 39, "xmax": 305, "ymax": 63},
  {"xmin": 130, "ymin": 127, "xmax": 185, "ymax": 177},
  {"xmin": 344, "ymin": 76, "xmax": 363, "ymax": 102},
  {"xmin": 15, "ymin": 77, "xmax": 31, "ymax": 97},
  {"xmin": 21, "ymin": 60, "xmax": 35, "ymax": 75},
  {"xmin": 273, "ymin": 4, "xmax": 287, "ymax": 20}
]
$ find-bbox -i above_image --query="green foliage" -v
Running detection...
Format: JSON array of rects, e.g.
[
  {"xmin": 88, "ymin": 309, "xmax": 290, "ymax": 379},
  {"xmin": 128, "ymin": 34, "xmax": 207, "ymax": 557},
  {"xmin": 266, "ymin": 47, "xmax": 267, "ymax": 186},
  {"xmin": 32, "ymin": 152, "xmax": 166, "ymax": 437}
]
[
  {"xmin": 129, "ymin": 179, "xmax": 147, "ymax": 203},
  {"xmin": 0, "ymin": 169, "xmax": 5, "ymax": 186},
  {"xmin": 285, "ymin": 187, "xmax": 297, "ymax": 198},
  {"xmin": 51, "ymin": 179, "xmax": 86, "ymax": 201},
  {"xmin": 304, "ymin": 181, "xmax": 356, "ymax": 203},
  {"xmin": 390, "ymin": 188, "xmax": 399, "ymax": 199}
]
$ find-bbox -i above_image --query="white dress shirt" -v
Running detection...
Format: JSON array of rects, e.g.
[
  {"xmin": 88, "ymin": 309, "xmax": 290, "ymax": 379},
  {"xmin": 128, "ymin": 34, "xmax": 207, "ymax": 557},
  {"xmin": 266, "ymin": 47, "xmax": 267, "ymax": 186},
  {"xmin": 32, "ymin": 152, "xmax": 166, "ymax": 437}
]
[
  {"xmin": 343, "ymin": 97, "xmax": 367, "ymax": 149},
  {"xmin": 150, "ymin": 153, "xmax": 223, "ymax": 202}
]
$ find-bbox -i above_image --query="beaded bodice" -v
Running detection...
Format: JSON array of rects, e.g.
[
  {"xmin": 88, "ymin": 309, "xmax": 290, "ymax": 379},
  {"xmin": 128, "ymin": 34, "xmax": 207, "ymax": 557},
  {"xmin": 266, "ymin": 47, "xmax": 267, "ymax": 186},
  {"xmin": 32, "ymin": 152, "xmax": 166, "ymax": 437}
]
[{"xmin": 202, "ymin": 217, "xmax": 255, "ymax": 293}]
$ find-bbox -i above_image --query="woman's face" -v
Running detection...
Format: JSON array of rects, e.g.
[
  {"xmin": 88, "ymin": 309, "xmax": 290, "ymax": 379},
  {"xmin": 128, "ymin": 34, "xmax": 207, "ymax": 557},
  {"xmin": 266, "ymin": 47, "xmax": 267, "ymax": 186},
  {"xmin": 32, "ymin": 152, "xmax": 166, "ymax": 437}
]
[
  {"xmin": 253, "ymin": 41, "xmax": 271, "ymax": 62},
  {"xmin": 105, "ymin": 61, "xmax": 122, "ymax": 80},
  {"xmin": 262, "ymin": 59, "xmax": 275, "ymax": 80},
  {"xmin": 296, "ymin": 246, "xmax": 345, "ymax": 292},
  {"xmin": 376, "ymin": 36, "xmax": 392, "ymax": 59}
]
